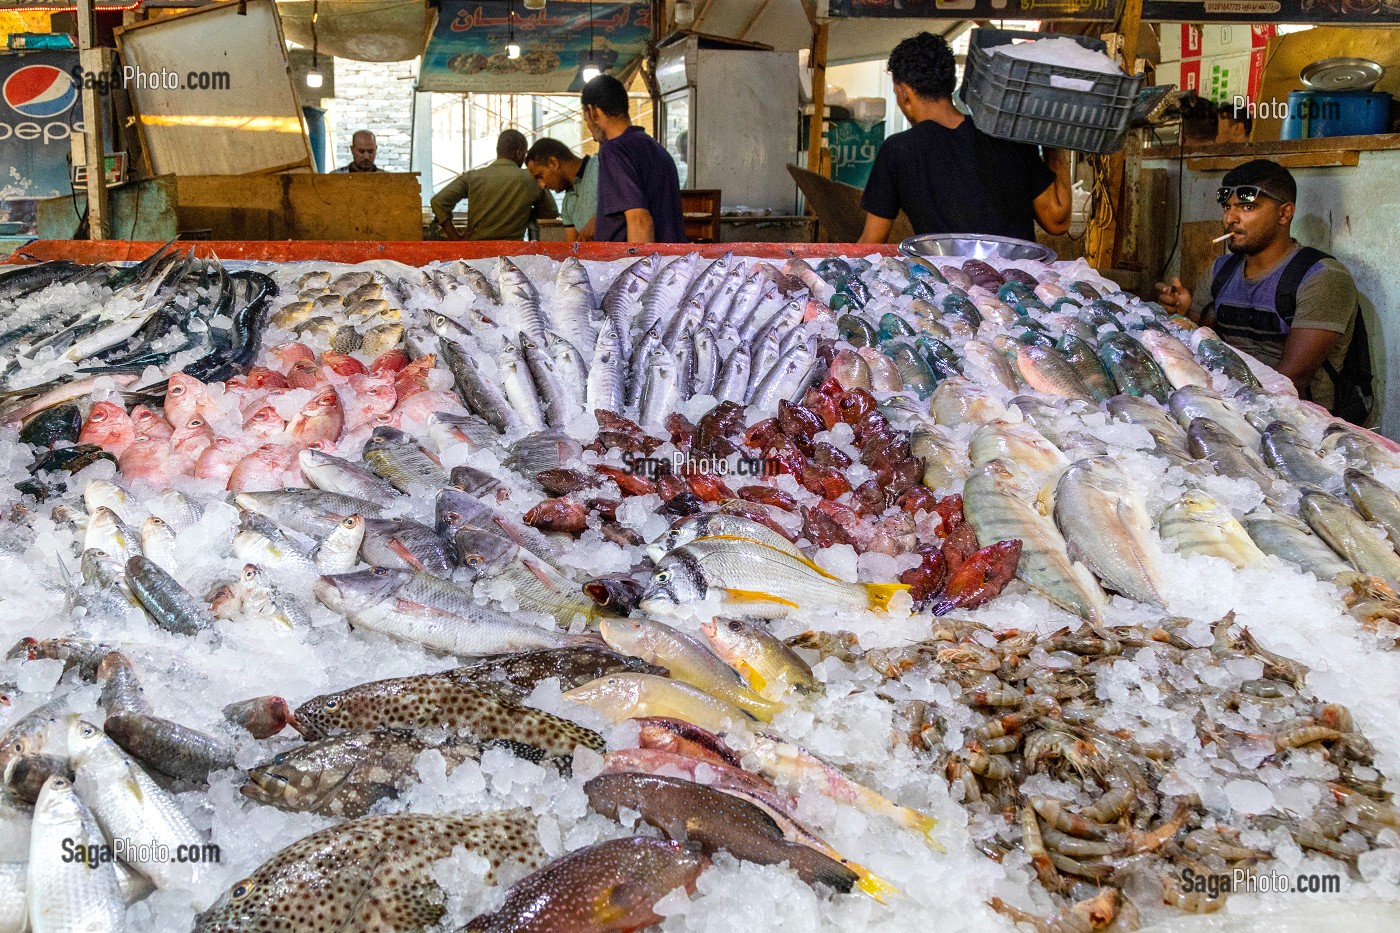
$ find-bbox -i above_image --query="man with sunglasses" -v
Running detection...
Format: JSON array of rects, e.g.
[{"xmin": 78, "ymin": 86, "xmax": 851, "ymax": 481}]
[{"xmin": 1155, "ymin": 159, "xmax": 1365, "ymax": 418}]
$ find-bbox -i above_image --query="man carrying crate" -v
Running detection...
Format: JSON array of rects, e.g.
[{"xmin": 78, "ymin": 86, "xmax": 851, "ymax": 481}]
[{"xmin": 857, "ymin": 32, "xmax": 1072, "ymax": 244}]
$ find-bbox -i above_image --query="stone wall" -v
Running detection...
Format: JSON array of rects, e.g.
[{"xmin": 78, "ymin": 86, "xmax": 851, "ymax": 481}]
[{"xmin": 323, "ymin": 59, "xmax": 417, "ymax": 172}]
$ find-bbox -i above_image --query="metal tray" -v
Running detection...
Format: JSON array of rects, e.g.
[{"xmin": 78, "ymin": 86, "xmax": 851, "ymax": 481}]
[{"xmin": 899, "ymin": 233, "xmax": 1057, "ymax": 265}]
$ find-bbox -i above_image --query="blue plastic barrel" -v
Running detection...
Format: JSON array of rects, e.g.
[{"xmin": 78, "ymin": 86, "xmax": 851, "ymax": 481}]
[
  {"xmin": 1280, "ymin": 90, "xmax": 1390, "ymax": 139},
  {"xmin": 303, "ymin": 106, "xmax": 327, "ymax": 172}
]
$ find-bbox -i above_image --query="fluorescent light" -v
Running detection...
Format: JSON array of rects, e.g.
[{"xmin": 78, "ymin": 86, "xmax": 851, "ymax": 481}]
[
  {"xmin": 507, "ymin": 43, "xmax": 521, "ymax": 59},
  {"xmin": 523, "ymin": 0, "xmax": 544, "ymax": 8},
  {"xmin": 305, "ymin": 70, "xmax": 323, "ymax": 88},
  {"xmin": 581, "ymin": 63, "xmax": 601, "ymax": 82}
]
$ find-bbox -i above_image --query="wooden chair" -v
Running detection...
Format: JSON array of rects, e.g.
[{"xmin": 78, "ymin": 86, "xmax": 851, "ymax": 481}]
[{"xmin": 681, "ymin": 189, "xmax": 722, "ymax": 243}]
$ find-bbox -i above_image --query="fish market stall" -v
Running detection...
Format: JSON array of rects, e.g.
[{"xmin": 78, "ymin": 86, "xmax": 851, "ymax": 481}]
[{"xmin": 0, "ymin": 238, "xmax": 1398, "ymax": 933}]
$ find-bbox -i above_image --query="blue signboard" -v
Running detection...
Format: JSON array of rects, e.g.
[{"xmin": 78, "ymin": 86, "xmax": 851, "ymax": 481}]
[
  {"xmin": 0, "ymin": 50, "xmax": 91, "ymax": 231},
  {"xmin": 420, "ymin": 1, "xmax": 652, "ymax": 94}
]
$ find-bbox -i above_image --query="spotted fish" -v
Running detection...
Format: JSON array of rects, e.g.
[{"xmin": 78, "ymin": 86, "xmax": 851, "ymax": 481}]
[{"xmin": 194, "ymin": 812, "xmax": 547, "ymax": 933}]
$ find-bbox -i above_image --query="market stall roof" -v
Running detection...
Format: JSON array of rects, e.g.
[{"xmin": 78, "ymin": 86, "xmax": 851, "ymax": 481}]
[{"xmin": 680, "ymin": 0, "xmax": 962, "ymax": 64}]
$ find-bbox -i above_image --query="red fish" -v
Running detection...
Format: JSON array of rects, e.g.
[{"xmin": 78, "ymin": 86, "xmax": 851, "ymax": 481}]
[
  {"xmin": 164, "ymin": 372, "xmax": 209, "ymax": 427},
  {"xmin": 117, "ymin": 434, "xmax": 169, "ymax": 485},
  {"xmin": 392, "ymin": 354, "xmax": 435, "ymax": 400},
  {"xmin": 268, "ymin": 342, "xmax": 315, "ymax": 372},
  {"xmin": 168, "ymin": 415, "xmax": 215, "ymax": 457},
  {"xmin": 78, "ymin": 401, "xmax": 135, "ymax": 455},
  {"xmin": 287, "ymin": 386, "xmax": 344, "ymax": 447},
  {"xmin": 370, "ymin": 349, "xmax": 408, "ymax": 374},
  {"xmin": 244, "ymin": 366, "xmax": 289, "ymax": 390},
  {"xmin": 195, "ymin": 435, "xmax": 250, "ymax": 484},
  {"xmin": 227, "ymin": 444, "xmax": 299, "ymax": 492},
  {"xmin": 343, "ymin": 373, "xmax": 396, "ymax": 430},
  {"xmin": 389, "ymin": 389, "xmax": 462, "ymax": 428},
  {"xmin": 931, "ymin": 540, "xmax": 1022, "ymax": 616},
  {"xmin": 286, "ymin": 359, "xmax": 323, "ymax": 389},
  {"xmin": 242, "ymin": 405, "xmax": 287, "ymax": 438},
  {"xmin": 320, "ymin": 350, "xmax": 366, "ymax": 376},
  {"xmin": 129, "ymin": 406, "xmax": 173, "ymax": 442}
]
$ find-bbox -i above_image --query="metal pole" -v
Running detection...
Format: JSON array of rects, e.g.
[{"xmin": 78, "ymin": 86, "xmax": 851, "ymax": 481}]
[{"xmin": 77, "ymin": 0, "xmax": 110, "ymax": 239}]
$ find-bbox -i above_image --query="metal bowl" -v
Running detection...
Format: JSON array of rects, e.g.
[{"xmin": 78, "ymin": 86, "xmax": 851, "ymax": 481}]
[{"xmin": 899, "ymin": 233, "xmax": 1057, "ymax": 265}]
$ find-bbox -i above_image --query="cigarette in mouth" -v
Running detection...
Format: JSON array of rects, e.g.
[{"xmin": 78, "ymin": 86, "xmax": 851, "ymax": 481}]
[{"xmin": 1213, "ymin": 232, "xmax": 1235, "ymax": 243}]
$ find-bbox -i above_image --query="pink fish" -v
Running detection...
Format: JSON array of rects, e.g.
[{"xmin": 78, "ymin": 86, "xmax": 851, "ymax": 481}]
[
  {"xmin": 164, "ymin": 372, "xmax": 209, "ymax": 426},
  {"xmin": 268, "ymin": 342, "xmax": 315, "ymax": 372},
  {"xmin": 321, "ymin": 351, "xmax": 367, "ymax": 377},
  {"xmin": 169, "ymin": 415, "xmax": 215, "ymax": 457},
  {"xmin": 244, "ymin": 366, "xmax": 289, "ymax": 390},
  {"xmin": 78, "ymin": 401, "xmax": 135, "ymax": 455},
  {"xmin": 343, "ymin": 374, "xmax": 397, "ymax": 430},
  {"xmin": 228, "ymin": 444, "xmax": 299, "ymax": 492},
  {"xmin": 602, "ymin": 747, "xmax": 796, "ymax": 816},
  {"xmin": 393, "ymin": 355, "xmax": 435, "ymax": 400},
  {"xmin": 117, "ymin": 434, "xmax": 169, "ymax": 485},
  {"xmin": 286, "ymin": 359, "xmax": 323, "ymax": 390},
  {"xmin": 130, "ymin": 405, "xmax": 173, "ymax": 442},
  {"xmin": 370, "ymin": 349, "xmax": 408, "ymax": 374},
  {"xmin": 195, "ymin": 435, "xmax": 250, "ymax": 484},
  {"xmin": 391, "ymin": 389, "xmax": 464, "ymax": 428},
  {"xmin": 242, "ymin": 405, "xmax": 287, "ymax": 438},
  {"xmin": 287, "ymin": 386, "xmax": 344, "ymax": 447}
]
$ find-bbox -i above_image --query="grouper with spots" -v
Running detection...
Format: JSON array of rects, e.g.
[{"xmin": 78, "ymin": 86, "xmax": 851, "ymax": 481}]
[{"xmin": 194, "ymin": 811, "xmax": 546, "ymax": 933}]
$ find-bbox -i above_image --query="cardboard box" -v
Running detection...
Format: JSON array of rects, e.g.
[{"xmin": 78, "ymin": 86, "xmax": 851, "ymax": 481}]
[
  {"xmin": 1159, "ymin": 24, "xmax": 1274, "ymax": 63},
  {"xmin": 1157, "ymin": 48, "xmax": 1266, "ymax": 105}
]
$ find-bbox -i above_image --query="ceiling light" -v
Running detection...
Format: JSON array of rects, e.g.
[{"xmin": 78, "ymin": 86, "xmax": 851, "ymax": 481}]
[
  {"xmin": 305, "ymin": 68, "xmax": 323, "ymax": 88},
  {"xmin": 523, "ymin": 0, "xmax": 545, "ymax": 8},
  {"xmin": 507, "ymin": 43, "xmax": 521, "ymax": 59}
]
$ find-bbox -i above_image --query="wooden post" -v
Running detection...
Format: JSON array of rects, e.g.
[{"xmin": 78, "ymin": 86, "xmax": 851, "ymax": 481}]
[
  {"xmin": 806, "ymin": 21, "xmax": 828, "ymax": 175},
  {"xmin": 76, "ymin": 0, "xmax": 109, "ymax": 236},
  {"xmin": 77, "ymin": 0, "xmax": 111, "ymax": 240},
  {"xmin": 1085, "ymin": 0, "xmax": 1144, "ymax": 271}
]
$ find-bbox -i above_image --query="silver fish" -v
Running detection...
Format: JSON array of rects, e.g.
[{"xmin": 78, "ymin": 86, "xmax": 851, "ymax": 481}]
[
  {"xmin": 500, "ymin": 336, "xmax": 546, "ymax": 430},
  {"xmin": 498, "ymin": 257, "xmax": 551, "ymax": 341},
  {"xmin": 714, "ymin": 344, "xmax": 752, "ymax": 403},
  {"xmin": 28, "ymin": 776, "xmax": 126, "ymax": 933},
  {"xmin": 639, "ymin": 347, "xmax": 680, "ymax": 432},
  {"xmin": 553, "ymin": 257, "xmax": 597, "ymax": 350},
  {"xmin": 521, "ymin": 331, "xmax": 571, "ymax": 428},
  {"xmin": 749, "ymin": 338, "xmax": 816, "ymax": 411}
]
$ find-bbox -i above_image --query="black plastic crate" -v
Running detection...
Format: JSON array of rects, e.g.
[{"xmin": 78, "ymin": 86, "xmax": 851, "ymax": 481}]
[{"xmin": 960, "ymin": 29, "xmax": 1145, "ymax": 155}]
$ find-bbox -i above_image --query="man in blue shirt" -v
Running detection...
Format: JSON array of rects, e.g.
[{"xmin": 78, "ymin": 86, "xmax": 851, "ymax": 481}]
[{"xmin": 580, "ymin": 75, "xmax": 686, "ymax": 243}]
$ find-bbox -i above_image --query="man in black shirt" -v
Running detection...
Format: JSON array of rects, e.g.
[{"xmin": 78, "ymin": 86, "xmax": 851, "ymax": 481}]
[{"xmin": 858, "ymin": 32, "xmax": 1071, "ymax": 244}]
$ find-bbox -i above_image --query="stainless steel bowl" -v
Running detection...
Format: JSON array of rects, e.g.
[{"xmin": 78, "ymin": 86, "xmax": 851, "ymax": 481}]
[{"xmin": 899, "ymin": 233, "xmax": 1057, "ymax": 265}]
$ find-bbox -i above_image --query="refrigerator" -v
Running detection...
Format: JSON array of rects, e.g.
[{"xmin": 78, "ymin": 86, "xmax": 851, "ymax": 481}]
[{"xmin": 655, "ymin": 34, "xmax": 800, "ymax": 214}]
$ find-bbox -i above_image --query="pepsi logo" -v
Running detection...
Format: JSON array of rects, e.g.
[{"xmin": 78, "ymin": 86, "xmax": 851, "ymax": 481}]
[{"xmin": 3, "ymin": 64, "xmax": 78, "ymax": 119}]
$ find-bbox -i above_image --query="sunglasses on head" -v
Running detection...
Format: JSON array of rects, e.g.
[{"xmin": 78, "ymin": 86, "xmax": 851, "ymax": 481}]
[{"xmin": 1216, "ymin": 185, "xmax": 1284, "ymax": 207}]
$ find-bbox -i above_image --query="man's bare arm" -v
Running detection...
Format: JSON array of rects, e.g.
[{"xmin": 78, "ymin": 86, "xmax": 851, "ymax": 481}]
[
  {"xmin": 857, "ymin": 213, "xmax": 894, "ymax": 245},
  {"xmin": 1276, "ymin": 326, "xmax": 1342, "ymax": 399},
  {"xmin": 624, "ymin": 208, "xmax": 654, "ymax": 243},
  {"xmin": 1032, "ymin": 148, "xmax": 1072, "ymax": 236}
]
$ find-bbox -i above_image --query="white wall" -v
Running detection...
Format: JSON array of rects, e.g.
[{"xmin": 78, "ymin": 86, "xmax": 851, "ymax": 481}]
[{"xmin": 323, "ymin": 58, "xmax": 418, "ymax": 172}]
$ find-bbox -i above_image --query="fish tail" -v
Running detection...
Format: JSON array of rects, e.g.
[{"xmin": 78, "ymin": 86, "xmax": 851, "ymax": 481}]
[
  {"xmin": 905, "ymin": 809, "xmax": 945, "ymax": 851},
  {"xmin": 849, "ymin": 861, "xmax": 900, "ymax": 903},
  {"xmin": 864, "ymin": 582, "xmax": 910, "ymax": 611}
]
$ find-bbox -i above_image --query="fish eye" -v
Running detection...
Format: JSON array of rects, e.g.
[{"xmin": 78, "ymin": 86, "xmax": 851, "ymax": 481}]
[
  {"xmin": 52, "ymin": 776, "xmax": 69, "ymax": 788},
  {"xmin": 231, "ymin": 880, "xmax": 256, "ymax": 901},
  {"xmin": 655, "ymin": 570, "xmax": 671, "ymax": 583},
  {"xmin": 465, "ymin": 555, "xmax": 483, "ymax": 567},
  {"xmin": 170, "ymin": 386, "xmax": 184, "ymax": 396},
  {"xmin": 444, "ymin": 511, "xmax": 461, "ymax": 524},
  {"xmin": 324, "ymin": 699, "xmax": 339, "ymax": 710},
  {"xmin": 373, "ymin": 568, "xmax": 391, "ymax": 577},
  {"xmin": 343, "ymin": 518, "xmax": 357, "ymax": 529},
  {"xmin": 727, "ymin": 620, "xmax": 743, "ymax": 632}
]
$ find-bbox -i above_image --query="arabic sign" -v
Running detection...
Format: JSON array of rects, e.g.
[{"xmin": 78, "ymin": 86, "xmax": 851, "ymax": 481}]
[
  {"xmin": 821, "ymin": 0, "xmax": 1116, "ymax": 21},
  {"xmin": 420, "ymin": 0, "xmax": 652, "ymax": 94}
]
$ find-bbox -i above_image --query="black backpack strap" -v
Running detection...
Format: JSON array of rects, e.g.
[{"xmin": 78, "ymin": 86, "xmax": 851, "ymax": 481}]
[
  {"xmin": 1205, "ymin": 252, "xmax": 1245, "ymax": 317},
  {"xmin": 1273, "ymin": 246, "xmax": 1331, "ymax": 326}
]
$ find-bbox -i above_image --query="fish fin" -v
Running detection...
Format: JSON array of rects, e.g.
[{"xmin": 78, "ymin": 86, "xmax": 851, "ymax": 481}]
[
  {"xmin": 386, "ymin": 538, "xmax": 427, "ymax": 573},
  {"xmin": 700, "ymin": 534, "xmax": 843, "ymax": 580},
  {"xmin": 722, "ymin": 588, "xmax": 799, "ymax": 609},
  {"xmin": 738, "ymin": 660, "xmax": 768, "ymax": 693},
  {"xmin": 520, "ymin": 557, "xmax": 563, "ymax": 592},
  {"xmin": 848, "ymin": 861, "xmax": 900, "ymax": 904},
  {"xmin": 864, "ymin": 582, "xmax": 911, "ymax": 612}
]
